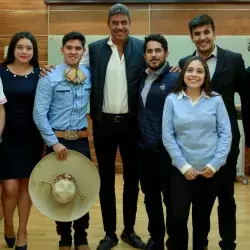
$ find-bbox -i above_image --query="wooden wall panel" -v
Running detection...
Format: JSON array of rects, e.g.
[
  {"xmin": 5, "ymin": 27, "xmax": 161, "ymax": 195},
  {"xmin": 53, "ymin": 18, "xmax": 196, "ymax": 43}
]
[
  {"xmin": 0, "ymin": 0, "xmax": 47, "ymax": 10},
  {"xmin": 0, "ymin": 0, "xmax": 48, "ymax": 64},
  {"xmin": 0, "ymin": 11, "xmax": 47, "ymax": 35},
  {"xmin": 0, "ymin": 185, "xmax": 2, "ymax": 222},
  {"xmin": 49, "ymin": 10, "xmax": 149, "ymax": 35},
  {"xmin": 49, "ymin": 3, "xmax": 149, "ymax": 10},
  {"xmin": 150, "ymin": 9, "xmax": 250, "ymax": 35},
  {"xmin": 150, "ymin": 3, "xmax": 250, "ymax": 9}
]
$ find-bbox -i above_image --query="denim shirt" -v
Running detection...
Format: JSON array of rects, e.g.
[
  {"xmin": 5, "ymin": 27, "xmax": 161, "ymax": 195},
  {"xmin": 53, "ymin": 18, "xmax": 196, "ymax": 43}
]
[{"xmin": 33, "ymin": 63, "xmax": 91, "ymax": 147}]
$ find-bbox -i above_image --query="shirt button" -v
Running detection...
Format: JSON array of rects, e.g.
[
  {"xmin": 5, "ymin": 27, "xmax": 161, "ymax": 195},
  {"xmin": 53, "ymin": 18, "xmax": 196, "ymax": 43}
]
[
  {"xmin": 14, "ymin": 75, "xmax": 16, "ymax": 77},
  {"xmin": 25, "ymin": 76, "xmax": 27, "ymax": 78}
]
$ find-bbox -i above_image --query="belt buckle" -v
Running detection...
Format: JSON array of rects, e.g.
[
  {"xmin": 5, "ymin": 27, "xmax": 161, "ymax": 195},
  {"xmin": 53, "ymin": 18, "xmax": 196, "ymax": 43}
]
[
  {"xmin": 64, "ymin": 131, "xmax": 78, "ymax": 140},
  {"xmin": 114, "ymin": 115, "xmax": 122, "ymax": 122}
]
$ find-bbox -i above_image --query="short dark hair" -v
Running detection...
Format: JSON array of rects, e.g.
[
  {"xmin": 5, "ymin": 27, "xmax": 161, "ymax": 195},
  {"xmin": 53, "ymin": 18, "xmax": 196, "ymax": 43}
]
[
  {"xmin": 62, "ymin": 32, "xmax": 86, "ymax": 48},
  {"xmin": 188, "ymin": 14, "xmax": 215, "ymax": 34},
  {"xmin": 108, "ymin": 3, "xmax": 131, "ymax": 22},
  {"xmin": 3, "ymin": 31, "xmax": 39, "ymax": 67},
  {"xmin": 143, "ymin": 34, "xmax": 168, "ymax": 53},
  {"xmin": 174, "ymin": 56, "xmax": 214, "ymax": 97}
]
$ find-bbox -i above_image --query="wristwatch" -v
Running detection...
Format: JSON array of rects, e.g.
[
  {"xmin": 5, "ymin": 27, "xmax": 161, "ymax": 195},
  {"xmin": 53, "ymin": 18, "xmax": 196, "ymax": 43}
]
[{"xmin": 0, "ymin": 136, "xmax": 2, "ymax": 144}]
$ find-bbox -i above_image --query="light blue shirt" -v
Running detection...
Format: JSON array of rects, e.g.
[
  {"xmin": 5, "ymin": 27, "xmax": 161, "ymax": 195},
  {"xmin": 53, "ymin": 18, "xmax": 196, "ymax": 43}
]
[
  {"xmin": 162, "ymin": 92, "xmax": 232, "ymax": 172},
  {"xmin": 33, "ymin": 63, "xmax": 91, "ymax": 147}
]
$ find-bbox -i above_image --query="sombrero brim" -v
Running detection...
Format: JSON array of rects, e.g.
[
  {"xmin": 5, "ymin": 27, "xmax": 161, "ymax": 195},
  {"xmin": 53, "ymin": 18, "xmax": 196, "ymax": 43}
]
[{"xmin": 29, "ymin": 150, "xmax": 100, "ymax": 222}]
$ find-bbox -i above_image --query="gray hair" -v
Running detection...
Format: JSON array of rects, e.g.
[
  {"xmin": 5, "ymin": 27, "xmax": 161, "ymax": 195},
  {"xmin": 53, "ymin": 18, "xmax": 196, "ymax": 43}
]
[{"xmin": 108, "ymin": 3, "xmax": 131, "ymax": 22}]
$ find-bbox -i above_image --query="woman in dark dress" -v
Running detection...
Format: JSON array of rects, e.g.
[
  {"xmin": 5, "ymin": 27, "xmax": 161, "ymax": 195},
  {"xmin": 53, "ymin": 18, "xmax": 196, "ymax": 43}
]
[{"xmin": 0, "ymin": 31, "xmax": 44, "ymax": 250}]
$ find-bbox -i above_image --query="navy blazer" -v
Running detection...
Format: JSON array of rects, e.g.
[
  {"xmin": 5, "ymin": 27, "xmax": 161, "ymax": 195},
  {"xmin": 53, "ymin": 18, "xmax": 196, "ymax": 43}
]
[{"xmin": 88, "ymin": 36, "xmax": 145, "ymax": 122}]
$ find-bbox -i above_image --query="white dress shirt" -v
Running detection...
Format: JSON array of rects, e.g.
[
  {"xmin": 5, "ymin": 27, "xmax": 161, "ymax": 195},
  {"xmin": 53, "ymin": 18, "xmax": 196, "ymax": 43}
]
[
  {"xmin": 103, "ymin": 38, "xmax": 128, "ymax": 114},
  {"xmin": 196, "ymin": 45, "xmax": 218, "ymax": 79},
  {"xmin": 80, "ymin": 38, "xmax": 128, "ymax": 114}
]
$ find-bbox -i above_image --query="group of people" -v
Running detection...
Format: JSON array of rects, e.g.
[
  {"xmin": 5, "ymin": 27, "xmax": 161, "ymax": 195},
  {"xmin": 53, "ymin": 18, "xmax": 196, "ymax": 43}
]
[{"xmin": 0, "ymin": 3, "xmax": 249, "ymax": 250}]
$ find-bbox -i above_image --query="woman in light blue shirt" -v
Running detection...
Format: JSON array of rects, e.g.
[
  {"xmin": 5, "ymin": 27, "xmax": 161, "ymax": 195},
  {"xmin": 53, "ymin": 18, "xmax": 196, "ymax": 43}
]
[{"xmin": 162, "ymin": 56, "xmax": 232, "ymax": 250}]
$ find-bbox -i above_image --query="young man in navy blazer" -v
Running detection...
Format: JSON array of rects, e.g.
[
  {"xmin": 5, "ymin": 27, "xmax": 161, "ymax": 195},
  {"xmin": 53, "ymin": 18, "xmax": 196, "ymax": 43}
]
[{"xmin": 179, "ymin": 14, "xmax": 250, "ymax": 250}]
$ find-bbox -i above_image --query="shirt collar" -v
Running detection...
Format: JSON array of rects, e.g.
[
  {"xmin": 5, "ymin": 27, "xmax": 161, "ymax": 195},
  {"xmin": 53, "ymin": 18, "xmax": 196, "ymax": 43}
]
[
  {"xmin": 61, "ymin": 62, "xmax": 79, "ymax": 69},
  {"xmin": 177, "ymin": 90, "xmax": 210, "ymax": 100},
  {"xmin": 107, "ymin": 36, "xmax": 114, "ymax": 46},
  {"xmin": 195, "ymin": 45, "xmax": 218, "ymax": 59},
  {"xmin": 107, "ymin": 36, "xmax": 129, "ymax": 47}
]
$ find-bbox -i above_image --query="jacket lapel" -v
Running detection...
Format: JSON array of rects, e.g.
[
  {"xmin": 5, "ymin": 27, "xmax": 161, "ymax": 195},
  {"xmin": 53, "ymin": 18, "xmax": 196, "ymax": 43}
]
[
  {"xmin": 100, "ymin": 39, "xmax": 112, "ymax": 88},
  {"xmin": 192, "ymin": 46, "xmax": 226, "ymax": 87},
  {"xmin": 211, "ymin": 46, "xmax": 226, "ymax": 86},
  {"xmin": 124, "ymin": 37, "xmax": 135, "ymax": 70}
]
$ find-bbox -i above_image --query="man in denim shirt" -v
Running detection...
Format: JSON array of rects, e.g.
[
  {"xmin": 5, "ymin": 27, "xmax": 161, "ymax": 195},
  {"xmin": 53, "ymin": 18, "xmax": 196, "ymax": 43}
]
[{"xmin": 33, "ymin": 32, "xmax": 91, "ymax": 250}]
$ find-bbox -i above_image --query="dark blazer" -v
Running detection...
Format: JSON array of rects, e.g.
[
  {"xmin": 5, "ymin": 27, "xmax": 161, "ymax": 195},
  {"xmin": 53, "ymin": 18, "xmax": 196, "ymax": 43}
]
[
  {"xmin": 88, "ymin": 36, "xmax": 145, "ymax": 122},
  {"xmin": 179, "ymin": 46, "xmax": 250, "ymax": 146}
]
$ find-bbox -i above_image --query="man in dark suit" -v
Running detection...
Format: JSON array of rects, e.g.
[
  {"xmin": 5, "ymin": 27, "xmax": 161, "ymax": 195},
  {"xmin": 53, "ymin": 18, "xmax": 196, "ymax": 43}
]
[
  {"xmin": 88, "ymin": 4, "xmax": 146, "ymax": 250},
  {"xmin": 179, "ymin": 14, "xmax": 250, "ymax": 250}
]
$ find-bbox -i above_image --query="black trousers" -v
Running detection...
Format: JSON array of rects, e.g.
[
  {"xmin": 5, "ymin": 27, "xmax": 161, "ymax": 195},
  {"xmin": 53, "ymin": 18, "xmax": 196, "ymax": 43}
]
[
  {"xmin": 47, "ymin": 137, "xmax": 90, "ymax": 247},
  {"xmin": 93, "ymin": 116, "xmax": 139, "ymax": 235},
  {"xmin": 166, "ymin": 167, "xmax": 217, "ymax": 250},
  {"xmin": 204, "ymin": 141, "xmax": 239, "ymax": 250},
  {"xmin": 138, "ymin": 148, "xmax": 171, "ymax": 243}
]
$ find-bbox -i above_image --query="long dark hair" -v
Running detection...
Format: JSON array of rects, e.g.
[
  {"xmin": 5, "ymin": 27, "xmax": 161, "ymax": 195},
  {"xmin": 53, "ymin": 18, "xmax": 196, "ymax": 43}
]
[
  {"xmin": 3, "ymin": 31, "xmax": 39, "ymax": 68},
  {"xmin": 174, "ymin": 56, "xmax": 214, "ymax": 96}
]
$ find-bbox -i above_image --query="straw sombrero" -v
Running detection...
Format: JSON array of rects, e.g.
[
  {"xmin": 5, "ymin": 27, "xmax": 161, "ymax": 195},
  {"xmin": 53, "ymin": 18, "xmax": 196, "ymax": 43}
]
[{"xmin": 29, "ymin": 150, "xmax": 100, "ymax": 222}]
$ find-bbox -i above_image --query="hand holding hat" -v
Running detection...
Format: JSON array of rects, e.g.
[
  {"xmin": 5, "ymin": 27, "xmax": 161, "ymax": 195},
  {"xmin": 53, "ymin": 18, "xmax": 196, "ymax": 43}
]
[{"xmin": 29, "ymin": 150, "xmax": 100, "ymax": 222}]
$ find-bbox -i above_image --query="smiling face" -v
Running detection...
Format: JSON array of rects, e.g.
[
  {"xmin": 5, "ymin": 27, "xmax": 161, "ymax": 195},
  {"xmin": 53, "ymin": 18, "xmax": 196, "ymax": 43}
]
[
  {"xmin": 14, "ymin": 38, "xmax": 34, "ymax": 64},
  {"xmin": 144, "ymin": 41, "xmax": 168, "ymax": 71},
  {"xmin": 184, "ymin": 60, "xmax": 205, "ymax": 91},
  {"xmin": 61, "ymin": 39, "xmax": 85, "ymax": 68},
  {"xmin": 108, "ymin": 14, "xmax": 130, "ymax": 44},
  {"xmin": 191, "ymin": 24, "xmax": 216, "ymax": 58}
]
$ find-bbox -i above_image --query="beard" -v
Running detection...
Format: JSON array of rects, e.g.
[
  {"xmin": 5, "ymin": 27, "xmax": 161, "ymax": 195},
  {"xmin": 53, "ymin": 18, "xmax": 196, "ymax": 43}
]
[{"xmin": 148, "ymin": 60, "xmax": 165, "ymax": 71}]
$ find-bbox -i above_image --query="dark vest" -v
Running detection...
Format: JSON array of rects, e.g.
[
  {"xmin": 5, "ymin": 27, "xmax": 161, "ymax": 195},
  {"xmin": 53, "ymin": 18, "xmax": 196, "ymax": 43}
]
[{"xmin": 138, "ymin": 65, "xmax": 179, "ymax": 152}]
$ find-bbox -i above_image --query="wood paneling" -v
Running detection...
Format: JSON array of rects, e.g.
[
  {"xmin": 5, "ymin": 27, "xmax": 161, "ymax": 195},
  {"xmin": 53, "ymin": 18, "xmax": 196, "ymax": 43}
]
[
  {"xmin": 49, "ymin": 10, "xmax": 149, "ymax": 35},
  {"xmin": 150, "ymin": 10, "xmax": 250, "ymax": 35},
  {"xmin": 0, "ymin": 0, "xmax": 47, "ymax": 10},
  {"xmin": 0, "ymin": 0, "xmax": 48, "ymax": 64},
  {"xmin": 0, "ymin": 185, "xmax": 2, "ymax": 222},
  {"xmin": 150, "ymin": 3, "xmax": 250, "ymax": 9},
  {"xmin": 49, "ymin": 3, "xmax": 149, "ymax": 10},
  {"xmin": 0, "ymin": 12, "xmax": 47, "ymax": 36}
]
